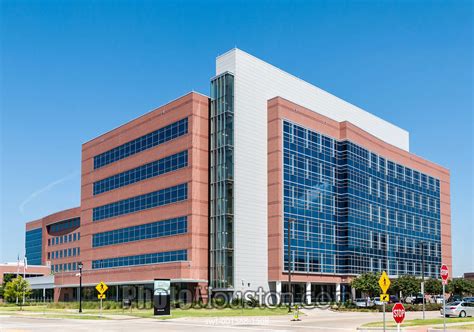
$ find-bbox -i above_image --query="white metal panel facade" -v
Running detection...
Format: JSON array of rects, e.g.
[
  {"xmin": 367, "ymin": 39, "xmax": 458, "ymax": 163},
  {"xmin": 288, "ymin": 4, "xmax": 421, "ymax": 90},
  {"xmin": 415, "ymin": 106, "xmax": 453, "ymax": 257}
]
[{"xmin": 215, "ymin": 48, "xmax": 410, "ymax": 292}]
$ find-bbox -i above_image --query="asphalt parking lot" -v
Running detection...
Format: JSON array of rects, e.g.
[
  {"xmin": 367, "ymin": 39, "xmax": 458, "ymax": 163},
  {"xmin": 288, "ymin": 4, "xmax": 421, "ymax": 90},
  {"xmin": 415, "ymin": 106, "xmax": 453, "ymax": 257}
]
[{"xmin": 0, "ymin": 309, "xmax": 455, "ymax": 332}]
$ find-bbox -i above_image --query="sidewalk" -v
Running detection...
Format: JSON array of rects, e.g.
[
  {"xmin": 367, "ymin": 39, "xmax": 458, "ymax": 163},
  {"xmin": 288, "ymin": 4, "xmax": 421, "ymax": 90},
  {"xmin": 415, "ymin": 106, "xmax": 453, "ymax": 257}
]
[{"xmin": 358, "ymin": 321, "xmax": 474, "ymax": 331}]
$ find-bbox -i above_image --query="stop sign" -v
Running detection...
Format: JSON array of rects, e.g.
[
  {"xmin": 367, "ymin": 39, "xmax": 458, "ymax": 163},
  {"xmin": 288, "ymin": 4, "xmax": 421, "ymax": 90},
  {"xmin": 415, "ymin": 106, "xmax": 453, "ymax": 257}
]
[
  {"xmin": 441, "ymin": 264, "xmax": 449, "ymax": 284},
  {"xmin": 392, "ymin": 303, "xmax": 405, "ymax": 324}
]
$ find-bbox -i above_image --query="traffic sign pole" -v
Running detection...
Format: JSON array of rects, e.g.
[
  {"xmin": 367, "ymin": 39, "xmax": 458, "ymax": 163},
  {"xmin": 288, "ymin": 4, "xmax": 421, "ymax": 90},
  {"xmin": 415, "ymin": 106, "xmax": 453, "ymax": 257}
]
[
  {"xmin": 378, "ymin": 271, "xmax": 390, "ymax": 332},
  {"xmin": 443, "ymin": 283, "xmax": 446, "ymax": 332},
  {"xmin": 383, "ymin": 302, "xmax": 386, "ymax": 332},
  {"xmin": 440, "ymin": 264, "xmax": 449, "ymax": 332}
]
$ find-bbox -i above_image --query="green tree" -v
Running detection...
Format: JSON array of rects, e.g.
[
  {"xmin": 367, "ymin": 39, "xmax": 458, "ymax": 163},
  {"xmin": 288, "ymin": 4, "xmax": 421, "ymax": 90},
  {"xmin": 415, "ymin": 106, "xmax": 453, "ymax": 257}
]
[
  {"xmin": 392, "ymin": 275, "xmax": 420, "ymax": 300},
  {"xmin": 2, "ymin": 273, "xmax": 15, "ymax": 288},
  {"xmin": 425, "ymin": 278, "xmax": 443, "ymax": 295},
  {"xmin": 448, "ymin": 278, "xmax": 474, "ymax": 297},
  {"xmin": 3, "ymin": 276, "xmax": 31, "ymax": 309},
  {"xmin": 351, "ymin": 272, "xmax": 381, "ymax": 297}
]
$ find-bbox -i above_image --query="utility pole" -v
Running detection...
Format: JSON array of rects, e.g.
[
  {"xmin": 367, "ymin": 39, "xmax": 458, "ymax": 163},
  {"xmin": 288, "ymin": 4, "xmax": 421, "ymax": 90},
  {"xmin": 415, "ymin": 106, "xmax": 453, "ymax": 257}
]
[{"xmin": 287, "ymin": 218, "xmax": 295, "ymax": 312}]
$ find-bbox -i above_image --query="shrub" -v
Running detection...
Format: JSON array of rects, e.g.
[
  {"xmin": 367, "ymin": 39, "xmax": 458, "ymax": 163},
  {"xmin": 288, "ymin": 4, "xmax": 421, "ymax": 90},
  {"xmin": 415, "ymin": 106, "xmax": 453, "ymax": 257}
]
[
  {"xmin": 246, "ymin": 295, "xmax": 259, "ymax": 308},
  {"xmin": 379, "ymin": 303, "xmax": 442, "ymax": 312},
  {"xmin": 212, "ymin": 297, "xmax": 227, "ymax": 308},
  {"xmin": 46, "ymin": 301, "xmax": 125, "ymax": 310}
]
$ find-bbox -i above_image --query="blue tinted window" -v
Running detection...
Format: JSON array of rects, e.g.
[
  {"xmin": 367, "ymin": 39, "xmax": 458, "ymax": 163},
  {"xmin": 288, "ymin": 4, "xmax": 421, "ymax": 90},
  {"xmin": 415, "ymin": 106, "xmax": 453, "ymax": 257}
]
[
  {"xmin": 93, "ymin": 118, "xmax": 188, "ymax": 169},
  {"xmin": 92, "ymin": 216, "xmax": 187, "ymax": 247},
  {"xmin": 92, "ymin": 249, "xmax": 187, "ymax": 269},
  {"xmin": 49, "ymin": 217, "xmax": 80, "ymax": 233},
  {"xmin": 92, "ymin": 183, "xmax": 187, "ymax": 221},
  {"xmin": 25, "ymin": 228, "xmax": 42, "ymax": 265},
  {"xmin": 93, "ymin": 151, "xmax": 188, "ymax": 195}
]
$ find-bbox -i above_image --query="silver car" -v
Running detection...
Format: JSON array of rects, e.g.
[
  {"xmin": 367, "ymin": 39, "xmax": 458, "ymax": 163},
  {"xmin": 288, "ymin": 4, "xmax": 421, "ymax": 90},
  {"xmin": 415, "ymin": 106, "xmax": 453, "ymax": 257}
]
[
  {"xmin": 355, "ymin": 298, "xmax": 374, "ymax": 307},
  {"xmin": 373, "ymin": 297, "xmax": 384, "ymax": 306},
  {"xmin": 440, "ymin": 301, "xmax": 474, "ymax": 317}
]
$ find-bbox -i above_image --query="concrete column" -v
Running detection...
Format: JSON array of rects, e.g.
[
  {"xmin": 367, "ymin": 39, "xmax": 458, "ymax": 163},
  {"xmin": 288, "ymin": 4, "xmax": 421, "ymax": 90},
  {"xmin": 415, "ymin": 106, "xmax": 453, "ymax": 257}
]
[
  {"xmin": 306, "ymin": 282, "xmax": 312, "ymax": 304},
  {"xmin": 275, "ymin": 281, "xmax": 282, "ymax": 293},
  {"xmin": 43, "ymin": 288, "xmax": 46, "ymax": 303},
  {"xmin": 54, "ymin": 288, "xmax": 61, "ymax": 302},
  {"xmin": 197, "ymin": 282, "xmax": 209, "ymax": 304},
  {"xmin": 351, "ymin": 286, "xmax": 356, "ymax": 301},
  {"xmin": 275, "ymin": 281, "xmax": 282, "ymax": 306},
  {"xmin": 336, "ymin": 283, "xmax": 341, "ymax": 303}
]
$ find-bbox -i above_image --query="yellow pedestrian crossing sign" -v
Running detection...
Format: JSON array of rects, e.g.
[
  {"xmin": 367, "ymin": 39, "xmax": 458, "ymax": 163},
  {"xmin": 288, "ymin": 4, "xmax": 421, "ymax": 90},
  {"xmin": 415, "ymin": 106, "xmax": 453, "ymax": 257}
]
[
  {"xmin": 98, "ymin": 294, "xmax": 106, "ymax": 299},
  {"xmin": 96, "ymin": 281, "xmax": 108, "ymax": 294},
  {"xmin": 378, "ymin": 271, "xmax": 390, "ymax": 294},
  {"xmin": 380, "ymin": 293, "xmax": 389, "ymax": 302}
]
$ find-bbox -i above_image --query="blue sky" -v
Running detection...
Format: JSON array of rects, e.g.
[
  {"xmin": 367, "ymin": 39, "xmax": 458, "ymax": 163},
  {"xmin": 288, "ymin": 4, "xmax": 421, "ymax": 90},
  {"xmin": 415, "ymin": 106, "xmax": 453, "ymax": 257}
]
[{"xmin": 1, "ymin": 0, "xmax": 472, "ymax": 276}]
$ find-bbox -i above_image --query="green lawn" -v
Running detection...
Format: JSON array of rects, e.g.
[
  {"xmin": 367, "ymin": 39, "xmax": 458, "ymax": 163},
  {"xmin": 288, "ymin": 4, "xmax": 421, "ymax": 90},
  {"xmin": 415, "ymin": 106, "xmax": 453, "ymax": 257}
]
[
  {"xmin": 362, "ymin": 317, "xmax": 474, "ymax": 328},
  {"xmin": 21, "ymin": 314, "xmax": 109, "ymax": 320},
  {"xmin": 0, "ymin": 304, "xmax": 290, "ymax": 320}
]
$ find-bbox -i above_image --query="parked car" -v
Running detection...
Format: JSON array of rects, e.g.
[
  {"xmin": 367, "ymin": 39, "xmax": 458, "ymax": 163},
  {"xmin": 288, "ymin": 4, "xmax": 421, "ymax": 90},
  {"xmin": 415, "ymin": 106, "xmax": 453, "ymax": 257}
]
[
  {"xmin": 440, "ymin": 301, "xmax": 474, "ymax": 318},
  {"xmin": 404, "ymin": 295, "xmax": 416, "ymax": 304},
  {"xmin": 448, "ymin": 295, "xmax": 463, "ymax": 302},
  {"xmin": 406, "ymin": 293, "xmax": 424, "ymax": 305},
  {"xmin": 389, "ymin": 295, "xmax": 399, "ymax": 303},
  {"xmin": 411, "ymin": 293, "xmax": 423, "ymax": 304},
  {"xmin": 433, "ymin": 295, "xmax": 445, "ymax": 304},
  {"xmin": 373, "ymin": 297, "xmax": 383, "ymax": 306},
  {"xmin": 463, "ymin": 297, "xmax": 474, "ymax": 303},
  {"xmin": 355, "ymin": 298, "xmax": 375, "ymax": 307}
]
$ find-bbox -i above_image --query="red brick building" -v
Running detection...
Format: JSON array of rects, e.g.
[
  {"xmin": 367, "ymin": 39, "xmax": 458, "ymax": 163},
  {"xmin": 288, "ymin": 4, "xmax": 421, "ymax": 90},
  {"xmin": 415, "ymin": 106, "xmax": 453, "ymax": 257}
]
[
  {"xmin": 24, "ymin": 49, "xmax": 451, "ymax": 304},
  {"xmin": 26, "ymin": 92, "xmax": 209, "ymax": 302}
]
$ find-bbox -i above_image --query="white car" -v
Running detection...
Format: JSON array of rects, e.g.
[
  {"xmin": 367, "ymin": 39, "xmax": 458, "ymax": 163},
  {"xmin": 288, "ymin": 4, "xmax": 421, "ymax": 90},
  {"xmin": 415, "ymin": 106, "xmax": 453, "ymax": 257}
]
[
  {"xmin": 440, "ymin": 301, "xmax": 474, "ymax": 318},
  {"xmin": 355, "ymin": 298, "xmax": 374, "ymax": 307},
  {"xmin": 373, "ymin": 297, "xmax": 384, "ymax": 306},
  {"xmin": 433, "ymin": 295, "xmax": 445, "ymax": 304}
]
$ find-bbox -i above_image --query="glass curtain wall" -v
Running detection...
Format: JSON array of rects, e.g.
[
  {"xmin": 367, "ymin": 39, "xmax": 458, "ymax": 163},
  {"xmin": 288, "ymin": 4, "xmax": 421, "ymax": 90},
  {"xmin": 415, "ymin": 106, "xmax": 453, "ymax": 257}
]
[
  {"xmin": 282, "ymin": 120, "xmax": 442, "ymax": 278},
  {"xmin": 209, "ymin": 73, "xmax": 234, "ymax": 289}
]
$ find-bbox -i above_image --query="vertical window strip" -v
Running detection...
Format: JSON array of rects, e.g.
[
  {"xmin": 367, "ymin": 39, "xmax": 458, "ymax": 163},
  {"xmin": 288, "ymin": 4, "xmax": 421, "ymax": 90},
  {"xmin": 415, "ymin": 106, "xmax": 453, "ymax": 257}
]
[
  {"xmin": 305, "ymin": 158, "xmax": 309, "ymax": 179},
  {"xmin": 320, "ymin": 223, "xmax": 323, "ymax": 243},
  {"xmin": 291, "ymin": 154, "xmax": 295, "ymax": 175}
]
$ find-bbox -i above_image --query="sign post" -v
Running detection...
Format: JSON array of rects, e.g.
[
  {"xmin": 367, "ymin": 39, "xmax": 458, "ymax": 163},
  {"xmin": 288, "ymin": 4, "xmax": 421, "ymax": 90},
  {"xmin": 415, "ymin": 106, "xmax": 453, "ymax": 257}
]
[
  {"xmin": 97, "ymin": 294, "xmax": 106, "ymax": 314},
  {"xmin": 392, "ymin": 302, "xmax": 405, "ymax": 332},
  {"xmin": 441, "ymin": 264, "xmax": 449, "ymax": 332},
  {"xmin": 378, "ymin": 271, "xmax": 391, "ymax": 332},
  {"xmin": 153, "ymin": 279, "xmax": 171, "ymax": 316},
  {"xmin": 95, "ymin": 282, "xmax": 108, "ymax": 316}
]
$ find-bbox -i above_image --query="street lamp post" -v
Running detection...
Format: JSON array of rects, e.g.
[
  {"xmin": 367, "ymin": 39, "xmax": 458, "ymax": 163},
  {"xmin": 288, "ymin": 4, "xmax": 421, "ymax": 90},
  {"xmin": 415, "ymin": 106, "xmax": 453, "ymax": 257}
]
[
  {"xmin": 78, "ymin": 262, "xmax": 83, "ymax": 313},
  {"xmin": 419, "ymin": 242, "xmax": 425, "ymax": 320},
  {"xmin": 287, "ymin": 218, "xmax": 295, "ymax": 313}
]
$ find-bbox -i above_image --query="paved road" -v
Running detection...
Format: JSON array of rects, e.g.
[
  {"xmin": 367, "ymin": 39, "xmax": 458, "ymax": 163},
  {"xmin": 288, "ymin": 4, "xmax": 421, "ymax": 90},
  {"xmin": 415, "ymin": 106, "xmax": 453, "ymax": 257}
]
[{"xmin": 0, "ymin": 310, "xmax": 463, "ymax": 332}]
